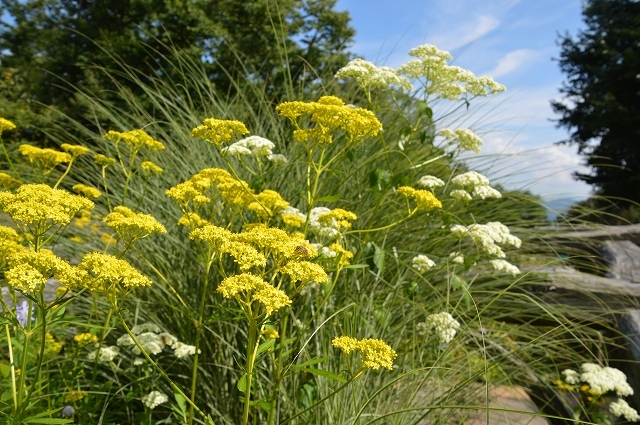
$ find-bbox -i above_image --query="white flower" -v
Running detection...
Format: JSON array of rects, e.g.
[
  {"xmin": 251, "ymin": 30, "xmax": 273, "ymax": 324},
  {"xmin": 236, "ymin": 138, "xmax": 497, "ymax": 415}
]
[
  {"xmin": 307, "ymin": 207, "xmax": 340, "ymax": 240},
  {"xmin": 451, "ymin": 171, "xmax": 490, "ymax": 188},
  {"xmin": 472, "ymin": 185, "xmax": 502, "ymax": 199},
  {"xmin": 580, "ymin": 363, "xmax": 634, "ymax": 396},
  {"xmin": 450, "ymin": 189, "xmax": 472, "ymax": 201},
  {"xmin": 438, "ymin": 128, "xmax": 483, "ymax": 153},
  {"xmin": 221, "ymin": 144, "xmax": 252, "ymax": 156},
  {"xmin": 159, "ymin": 332, "xmax": 178, "ymax": 347},
  {"xmin": 490, "ymin": 259, "xmax": 521, "ymax": 276},
  {"xmin": 133, "ymin": 357, "xmax": 145, "ymax": 366},
  {"xmin": 451, "ymin": 222, "xmax": 521, "ymax": 258},
  {"xmin": 423, "ymin": 312, "xmax": 461, "ymax": 344},
  {"xmin": 267, "ymin": 154, "xmax": 288, "ymax": 164},
  {"xmin": 449, "ymin": 252, "xmax": 464, "ymax": 264},
  {"xmin": 87, "ymin": 345, "xmax": 120, "ymax": 362},
  {"xmin": 312, "ymin": 243, "xmax": 337, "ymax": 258},
  {"xmin": 141, "ymin": 391, "xmax": 168, "ymax": 409},
  {"xmin": 131, "ymin": 323, "xmax": 161, "ymax": 335},
  {"xmin": 417, "ymin": 175, "xmax": 445, "ymax": 189},
  {"xmin": 336, "ymin": 58, "xmax": 413, "ymax": 91},
  {"xmin": 610, "ymin": 399, "xmax": 640, "ymax": 422},
  {"xmin": 223, "ymin": 135, "xmax": 275, "ymax": 157},
  {"xmin": 412, "ymin": 255, "xmax": 436, "ymax": 273},
  {"xmin": 116, "ymin": 334, "xmax": 135, "ymax": 346},
  {"xmin": 562, "ymin": 369, "xmax": 580, "ymax": 385},
  {"xmin": 133, "ymin": 332, "xmax": 165, "ymax": 355},
  {"xmin": 172, "ymin": 342, "xmax": 198, "ymax": 359}
]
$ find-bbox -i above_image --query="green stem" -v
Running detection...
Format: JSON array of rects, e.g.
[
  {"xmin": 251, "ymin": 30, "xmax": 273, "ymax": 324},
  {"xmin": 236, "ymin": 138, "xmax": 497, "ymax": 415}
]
[
  {"xmin": 21, "ymin": 293, "xmax": 47, "ymax": 413},
  {"xmin": 0, "ymin": 138, "xmax": 17, "ymax": 173},
  {"xmin": 53, "ymin": 159, "xmax": 74, "ymax": 189},
  {"xmin": 188, "ymin": 254, "xmax": 214, "ymax": 425},
  {"xmin": 16, "ymin": 298, "xmax": 33, "ymax": 415},
  {"xmin": 89, "ymin": 307, "xmax": 113, "ymax": 391},
  {"xmin": 266, "ymin": 315, "xmax": 288, "ymax": 425},
  {"xmin": 242, "ymin": 320, "xmax": 260, "ymax": 425}
]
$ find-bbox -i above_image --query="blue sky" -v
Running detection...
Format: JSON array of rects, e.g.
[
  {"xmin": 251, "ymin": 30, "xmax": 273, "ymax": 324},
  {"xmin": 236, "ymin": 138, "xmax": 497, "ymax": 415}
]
[{"xmin": 335, "ymin": 0, "xmax": 591, "ymax": 202}]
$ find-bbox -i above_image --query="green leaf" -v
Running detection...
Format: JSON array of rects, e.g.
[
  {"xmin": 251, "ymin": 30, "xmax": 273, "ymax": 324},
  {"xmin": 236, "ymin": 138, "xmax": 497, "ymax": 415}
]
[
  {"xmin": 296, "ymin": 367, "xmax": 347, "ymax": 383},
  {"xmin": 256, "ymin": 339, "xmax": 275, "ymax": 356},
  {"xmin": 1, "ymin": 390, "xmax": 12, "ymax": 402},
  {"xmin": 293, "ymin": 356, "xmax": 330, "ymax": 368},
  {"xmin": 174, "ymin": 390, "xmax": 187, "ymax": 415},
  {"xmin": 315, "ymin": 194, "xmax": 340, "ymax": 203},
  {"xmin": 0, "ymin": 362, "xmax": 11, "ymax": 378},
  {"xmin": 343, "ymin": 264, "xmax": 368, "ymax": 269},
  {"xmin": 373, "ymin": 243, "xmax": 385, "ymax": 274},
  {"xmin": 237, "ymin": 373, "xmax": 247, "ymax": 393},
  {"xmin": 23, "ymin": 419, "xmax": 73, "ymax": 424}
]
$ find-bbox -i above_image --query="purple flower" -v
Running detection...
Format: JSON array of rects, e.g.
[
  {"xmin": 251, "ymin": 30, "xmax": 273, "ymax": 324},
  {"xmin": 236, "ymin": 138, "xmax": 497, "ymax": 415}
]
[
  {"xmin": 61, "ymin": 405, "xmax": 75, "ymax": 417},
  {"xmin": 15, "ymin": 300, "xmax": 34, "ymax": 327}
]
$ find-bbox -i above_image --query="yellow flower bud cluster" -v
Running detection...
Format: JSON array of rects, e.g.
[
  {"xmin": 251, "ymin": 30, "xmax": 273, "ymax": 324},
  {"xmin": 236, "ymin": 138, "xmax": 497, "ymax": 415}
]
[
  {"xmin": 0, "ymin": 117, "xmax": 16, "ymax": 133},
  {"xmin": 276, "ymin": 96, "xmax": 382, "ymax": 145},
  {"xmin": 0, "ymin": 184, "xmax": 94, "ymax": 227},
  {"xmin": 74, "ymin": 332, "xmax": 99, "ymax": 345},
  {"xmin": 44, "ymin": 333, "xmax": 63, "ymax": 355},
  {"xmin": 281, "ymin": 261, "xmax": 329, "ymax": 285},
  {"xmin": 332, "ymin": 336, "xmax": 397, "ymax": 370},
  {"xmin": 5, "ymin": 249, "xmax": 87, "ymax": 292},
  {"xmin": 191, "ymin": 117, "xmax": 249, "ymax": 147},
  {"xmin": 104, "ymin": 129, "xmax": 165, "ymax": 152},
  {"xmin": 18, "ymin": 144, "xmax": 72, "ymax": 172},
  {"xmin": 140, "ymin": 160, "xmax": 163, "ymax": 175},
  {"xmin": 0, "ymin": 172, "xmax": 20, "ymax": 188},
  {"xmin": 103, "ymin": 206, "xmax": 166, "ymax": 243},
  {"xmin": 396, "ymin": 186, "xmax": 442, "ymax": 211},
  {"xmin": 72, "ymin": 184, "xmax": 102, "ymax": 199},
  {"xmin": 94, "ymin": 154, "xmax": 116, "ymax": 167},
  {"xmin": 217, "ymin": 273, "xmax": 291, "ymax": 316},
  {"xmin": 78, "ymin": 252, "xmax": 152, "ymax": 291},
  {"xmin": 60, "ymin": 143, "xmax": 91, "ymax": 158}
]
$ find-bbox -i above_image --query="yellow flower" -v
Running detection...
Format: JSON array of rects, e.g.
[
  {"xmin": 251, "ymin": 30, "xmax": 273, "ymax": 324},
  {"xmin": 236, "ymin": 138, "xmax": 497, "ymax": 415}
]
[
  {"xmin": 189, "ymin": 224, "xmax": 234, "ymax": 248},
  {"xmin": 220, "ymin": 241, "xmax": 267, "ymax": 272},
  {"xmin": 0, "ymin": 117, "xmax": 17, "ymax": 133},
  {"xmin": 177, "ymin": 212, "xmax": 209, "ymax": 229},
  {"xmin": 281, "ymin": 212, "xmax": 305, "ymax": 228},
  {"xmin": 140, "ymin": 160, "xmax": 163, "ymax": 175},
  {"xmin": 7, "ymin": 249, "xmax": 87, "ymax": 291},
  {"xmin": 78, "ymin": 252, "xmax": 152, "ymax": 291},
  {"xmin": 0, "ymin": 172, "xmax": 21, "ymax": 189},
  {"xmin": 332, "ymin": 336, "xmax": 397, "ymax": 370},
  {"xmin": 281, "ymin": 261, "xmax": 329, "ymax": 285},
  {"xmin": 191, "ymin": 118, "xmax": 249, "ymax": 147},
  {"xmin": 44, "ymin": 333, "xmax": 63, "ymax": 356},
  {"xmin": 397, "ymin": 186, "xmax": 442, "ymax": 210},
  {"xmin": 104, "ymin": 129, "xmax": 165, "ymax": 151},
  {"xmin": 74, "ymin": 333, "xmax": 98, "ymax": 345},
  {"xmin": 0, "ymin": 225, "xmax": 25, "ymax": 266},
  {"xmin": 329, "ymin": 243, "xmax": 353, "ymax": 266},
  {"xmin": 217, "ymin": 273, "xmax": 291, "ymax": 315},
  {"xmin": 276, "ymin": 96, "xmax": 382, "ymax": 145},
  {"xmin": 103, "ymin": 206, "xmax": 166, "ymax": 242},
  {"xmin": 262, "ymin": 328, "xmax": 279, "ymax": 339},
  {"xmin": 94, "ymin": 154, "xmax": 116, "ymax": 167},
  {"xmin": 18, "ymin": 144, "xmax": 72, "ymax": 172},
  {"xmin": 72, "ymin": 184, "xmax": 102, "ymax": 199},
  {"xmin": 69, "ymin": 235, "xmax": 83, "ymax": 243},
  {"xmin": 61, "ymin": 144, "xmax": 91, "ymax": 158},
  {"xmin": 318, "ymin": 208, "xmax": 357, "ymax": 231},
  {"xmin": 74, "ymin": 210, "xmax": 92, "ymax": 228},
  {"xmin": 0, "ymin": 184, "xmax": 94, "ymax": 227},
  {"xmin": 247, "ymin": 190, "xmax": 289, "ymax": 220},
  {"xmin": 237, "ymin": 226, "xmax": 315, "ymax": 261}
]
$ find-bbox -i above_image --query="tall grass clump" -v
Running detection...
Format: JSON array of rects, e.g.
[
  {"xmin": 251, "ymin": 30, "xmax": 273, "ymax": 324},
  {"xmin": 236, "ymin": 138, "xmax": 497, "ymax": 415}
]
[{"xmin": 0, "ymin": 40, "xmax": 638, "ymax": 425}]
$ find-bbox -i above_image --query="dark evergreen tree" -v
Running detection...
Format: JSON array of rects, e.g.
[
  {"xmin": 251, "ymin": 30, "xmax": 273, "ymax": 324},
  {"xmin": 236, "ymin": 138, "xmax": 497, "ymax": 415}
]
[{"xmin": 552, "ymin": 0, "xmax": 640, "ymax": 202}]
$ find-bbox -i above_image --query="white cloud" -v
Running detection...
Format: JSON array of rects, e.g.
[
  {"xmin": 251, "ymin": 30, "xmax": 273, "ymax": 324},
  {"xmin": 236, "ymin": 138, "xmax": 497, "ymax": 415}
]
[
  {"xmin": 429, "ymin": 15, "xmax": 501, "ymax": 51},
  {"xmin": 488, "ymin": 49, "xmax": 539, "ymax": 78}
]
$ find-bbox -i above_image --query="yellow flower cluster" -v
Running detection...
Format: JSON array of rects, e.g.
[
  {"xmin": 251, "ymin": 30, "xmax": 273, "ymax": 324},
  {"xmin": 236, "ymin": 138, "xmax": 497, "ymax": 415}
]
[
  {"xmin": 219, "ymin": 241, "xmax": 267, "ymax": 272},
  {"xmin": 329, "ymin": 243, "xmax": 354, "ymax": 266},
  {"xmin": 44, "ymin": 333, "xmax": 63, "ymax": 355},
  {"xmin": 247, "ymin": 190, "xmax": 289, "ymax": 220},
  {"xmin": 19, "ymin": 144, "xmax": 72, "ymax": 171},
  {"xmin": 6, "ymin": 249, "xmax": 87, "ymax": 292},
  {"xmin": 318, "ymin": 208, "xmax": 357, "ymax": 232},
  {"xmin": 397, "ymin": 186, "xmax": 442, "ymax": 210},
  {"xmin": 332, "ymin": 336, "xmax": 397, "ymax": 370},
  {"xmin": 177, "ymin": 212, "xmax": 209, "ymax": 229},
  {"xmin": 103, "ymin": 206, "xmax": 166, "ymax": 241},
  {"xmin": 140, "ymin": 160, "xmax": 163, "ymax": 175},
  {"xmin": 60, "ymin": 144, "xmax": 91, "ymax": 158},
  {"xmin": 0, "ymin": 117, "xmax": 16, "ymax": 133},
  {"xmin": 104, "ymin": 129, "xmax": 165, "ymax": 151},
  {"xmin": 217, "ymin": 273, "xmax": 291, "ymax": 315},
  {"xmin": 0, "ymin": 172, "xmax": 20, "ymax": 188},
  {"xmin": 167, "ymin": 168, "xmax": 251, "ymax": 209},
  {"xmin": 276, "ymin": 96, "xmax": 382, "ymax": 145},
  {"xmin": 0, "ymin": 184, "xmax": 94, "ymax": 227},
  {"xmin": 74, "ymin": 333, "xmax": 99, "ymax": 345},
  {"xmin": 72, "ymin": 184, "xmax": 102, "ymax": 199},
  {"xmin": 191, "ymin": 117, "xmax": 249, "ymax": 147},
  {"xmin": 78, "ymin": 252, "xmax": 152, "ymax": 291},
  {"xmin": 189, "ymin": 224, "xmax": 234, "ymax": 249},
  {"xmin": 262, "ymin": 328, "xmax": 279, "ymax": 339},
  {"xmin": 64, "ymin": 390, "xmax": 88, "ymax": 403},
  {"xmin": 94, "ymin": 154, "xmax": 116, "ymax": 167},
  {"xmin": 0, "ymin": 225, "xmax": 25, "ymax": 265},
  {"xmin": 281, "ymin": 261, "xmax": 329, "ymax": 285},
  {"xmin": 236, "ymin": 226, "xmax": 317, "ymax": 262},
  {"xmin": 281, "ymin": 212, "xmax": 305, "ymax": 228}
]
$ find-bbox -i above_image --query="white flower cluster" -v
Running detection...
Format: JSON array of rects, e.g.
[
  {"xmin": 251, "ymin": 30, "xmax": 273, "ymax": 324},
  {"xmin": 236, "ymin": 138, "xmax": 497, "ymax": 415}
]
[
  {"xmin": 412, "ymin": 254, "xmax": 436, "ymax": 273},
  {"xmin": 416, "ymin": 175, "xmax": 445, "ymax": 190},
  {"xmin": 117, "ymin": 323, "xmax": 198, "ymax": 360},
  {"xmin": 579, "ymin": 363, "xmax": 634, "ymax": 396},
  {"xmin": 450, "ymin": 222, "xmax": 521, "ymax": 258},
  {"xmin": 450, "ymin": 171, "xmax": 501, "ymax": 200},
  {"xmin": 449, "ymin": 252, "xmax": 464, "ymax": 264},
  {"xmin": 267, "ymin": 153, "xmax": 288, "ymax": 165},
  {"xmin": 396, "ymin": 44, "xmax": 506, "ymax": 101},
  {"xmin": 562, "ymin": 368, "xmax": 580, "ymax": 384},
  {"xmin": 438, "ymin": 128, "xmax": 483, "ymax": 153},
  {"xmin": 610, "ymin": 399, "xmax": 640, "ymax": 422},
  {"xmin": 141, "ymin": 391, "xmax": 168, "ymax": 409},
  {"xmin": 421, "ymin": 312, "xmax": 461, "ymax": 344},
  {"xmin": 490, "ymin": 259, "xmax": 521, "ymax": 276},
  {"xmin": 311, "ymin": 243, "xmax": 337, "ymax": 259},
  {"xmin": 221, "ymin": 136, "xmax": 287, "ymax": 164},
  {"xmin": 282, "ymin": 206, "xmax": 345, "ymax": 240},
  {"xmin": 335, "ymin": 58, "xmax": 413, "ymax": 91},
  {"xmin": 87, "ymin": 345, "xmax": 120, "ymax": 362}
]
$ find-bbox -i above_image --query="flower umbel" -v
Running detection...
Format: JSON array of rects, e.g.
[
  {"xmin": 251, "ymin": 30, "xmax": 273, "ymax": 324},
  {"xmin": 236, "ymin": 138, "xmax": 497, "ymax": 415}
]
[{"xmin": 332, "ymin": 336, "xmax": 397, "ymax": 370}]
